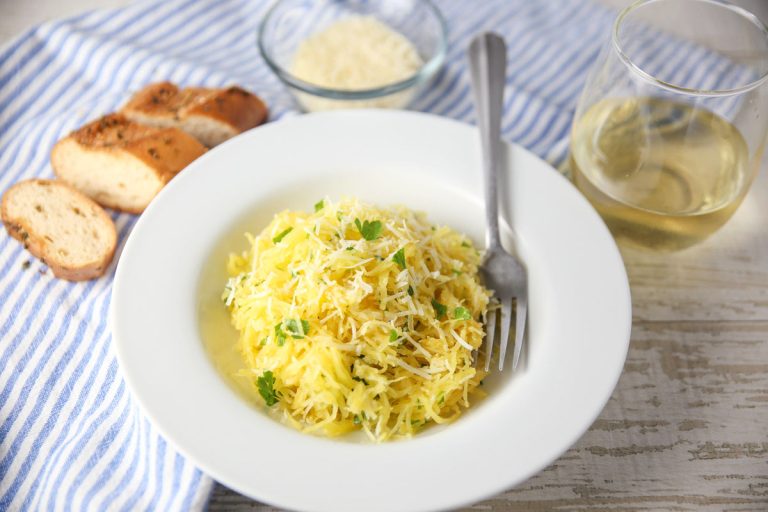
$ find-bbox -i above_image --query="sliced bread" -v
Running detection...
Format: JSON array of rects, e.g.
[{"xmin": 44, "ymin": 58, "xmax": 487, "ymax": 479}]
[
  {"xmin": 121, "ymin": 82, "xmax": 269, "ymax": 147},
  {"xmin": 51, "ymin": 113, "xmax": 206, "ymax": 214},
  {"xmin": 1, "ymin": 179, "xmax": 117, "ymax": 281}
]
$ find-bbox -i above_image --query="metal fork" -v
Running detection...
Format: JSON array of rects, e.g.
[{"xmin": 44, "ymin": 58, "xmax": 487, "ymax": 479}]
[{"xmin": 468, "ymin": 32, "xmax": 528, "ymax": 371}]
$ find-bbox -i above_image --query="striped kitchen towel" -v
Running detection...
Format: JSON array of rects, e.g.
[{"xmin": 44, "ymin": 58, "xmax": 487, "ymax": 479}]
[{"xmin": 0, "ymin": 0, "xmax": 742, "ymax": 509}]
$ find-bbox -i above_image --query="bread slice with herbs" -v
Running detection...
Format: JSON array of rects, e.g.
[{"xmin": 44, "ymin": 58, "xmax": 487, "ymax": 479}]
[
  {"xmin": 121, "ymin": 82, "xmax": 269, "ymax": 147},
  {"xmin": 1, "ymin": 179, "xmax": 117, "ymax": 281},
  {"xmin": 51, "ymin": 113, "xmax": 206, "ymax": 214}
]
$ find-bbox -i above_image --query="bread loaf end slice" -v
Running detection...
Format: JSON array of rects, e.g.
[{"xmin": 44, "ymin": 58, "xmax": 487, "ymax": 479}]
[{"xmin": 1, "ymin": 179, "xmax": 117, "ymax": 281}]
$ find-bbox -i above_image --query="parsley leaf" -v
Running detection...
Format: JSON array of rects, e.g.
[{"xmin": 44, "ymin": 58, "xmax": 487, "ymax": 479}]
[
  {"xmin": 354, "ymin": 218, "xmax": 382, "ymax": 241},
  {"xmin": 407, "ymin": 285, "xmax": 414, "ymax": 297},
  {"xmin": 274, "ymin": 323, "xmax": 287, "ymax": 346},
  {"xmin": 453, "ymin": 306, "xmax": 472, "ymax": 320},
  {"xmin": 452, "ymin": 269, "xmax": 462, "ymax": 276},
  {"xmin": 461, "ymin": 241, "xmax": 471, "ymax": 248},
  {"xmin": 257, "ymin": 371, "xmax": 279, "ymax": 406},
  {"xmin": 431, "ymin": 299, "xmax": 447, "ymax": 319},
  {"xmin": 389, "ymin": 329, "xmax": 399, "ymax": 342},
  {"xmin": 282, "ymin": 319, "xmax": 310, "ymax": 339},
  {"xmin": 392, "ymin": 248, "xmax": 406, "ymax": 269},
  {"xmin": 273, "ymin": 227, "xmax": 293, "ymax": 244},
  {"xmin": 438, "ymin": 392, "xmax": 445, "ymax": 405},
  {"xmin": 314, "ymin": 199, "xmax": 325, "ymax": 212},
  {"xmin": 353, "ymin": 414, "xmax": 362, "ymax": 425}
]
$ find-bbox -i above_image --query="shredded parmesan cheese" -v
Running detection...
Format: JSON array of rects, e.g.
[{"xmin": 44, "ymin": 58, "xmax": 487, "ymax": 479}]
[
  {"xmin": 290, "ymin": 16, "xmax": 424, "ymax": 111},
  {"xmin": 224, "ymin": 198, "xmax": 491, "ymax": 441}
]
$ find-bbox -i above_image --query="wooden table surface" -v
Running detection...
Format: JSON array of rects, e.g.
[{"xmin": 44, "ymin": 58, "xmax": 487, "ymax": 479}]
[{"xmin": 3, "ymin": 2, "xmax": 768, "ymax": 511}]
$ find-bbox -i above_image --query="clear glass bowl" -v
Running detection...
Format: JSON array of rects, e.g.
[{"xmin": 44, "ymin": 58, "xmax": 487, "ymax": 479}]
[{"xmin": 258, "ymin": 0, "xmax": 448, "ymax": 112}]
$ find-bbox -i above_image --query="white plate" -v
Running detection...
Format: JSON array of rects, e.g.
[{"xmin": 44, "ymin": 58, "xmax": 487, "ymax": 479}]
[{"xmin": 112, "ymin": 110, "xmax": 631, "ymax": 512}]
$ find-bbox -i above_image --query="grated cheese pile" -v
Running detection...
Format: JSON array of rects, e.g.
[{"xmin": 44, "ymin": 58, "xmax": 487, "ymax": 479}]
[
  {"xmin": 223, "ymin": 198, "xmax": 491, "ymax": 441},
  {"xmin": 292, "ymin": 16, "xmax": 423, "ymax": 91}
]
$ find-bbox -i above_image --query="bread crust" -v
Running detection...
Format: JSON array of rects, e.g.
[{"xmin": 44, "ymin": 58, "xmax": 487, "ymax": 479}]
[
  {"xmin": 122, "ymin": 83, "xmax": 268, "ymax": 144},
  {"xmin": 63, "ymin": 113, "xmax": 206, "ymax": 180},
  {"xmin": 51, "ymin": 113, "xmax": 206, "ymax": 213},
  {"xmin": 1, "ymin": 179, "xmax": 117, "ymax": 281},
  {"xmin": 183, "ymin": 86, "xmax": 269, "ymax": 133},
  {"xmin": 121, "ymin": 81, "xmax": 180, "ymax": 121}
]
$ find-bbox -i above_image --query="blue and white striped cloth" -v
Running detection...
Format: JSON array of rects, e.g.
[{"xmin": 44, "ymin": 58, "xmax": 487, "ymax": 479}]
[{"xmin": 0, "ymin": 0, "xmax": 744, "ymax": 509}]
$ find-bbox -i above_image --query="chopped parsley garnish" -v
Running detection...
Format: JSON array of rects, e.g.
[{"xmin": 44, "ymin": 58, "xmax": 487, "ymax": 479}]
[
  {"xmin": 453, "ymin": 306, "xmax": 472, "ymax": 320},
  {"xmin": 259, "ymin": 337, "xmax": 268, "ymax": 346},
  {"xmin": 431, "ymin": 299, "xmax": 447, "ymax": 319},
  {"xmin": 274, "ymin": 323, "xmax": 286, "ymax": 346},
  {"xmin": 452, "ymin": 269, "xmax": 462, "ymax": 276},
  {"xmin": 407, "ymin": 285, "xmax": 414, "ymax": 297},
  {"xmin": 392, "ymin": 248, "xmax": 406, "ymax": 269},
  {"xmin": 314, "ymin": 199, "xmax": 324, "ymax": 212},
  {"xmin": 353, "ymin": 414, "xmax": 362, "ymax": 425},
  {"xmin": 257, "ymin": 371, "xmax": 279, "ymax": 406},
  {"xmin": 461, "ymin": 241, "xmax": 471, "ymax": 248},
  {"xmin": 438, "ymin": 392, "xmax": 445, "ymax": 405},
  {"xmin": 282, "ymin": 318, "xmax": 310, "ymax": 339},
  {"xmin": 389, "ymin": 329, "xmax": 399, "ymax": 342},
  {"xmin": 354, "ymin": 218, "xmax": 382, "ymax": 241},
  {"xmin": 272, "ymin": 227, "xmax": 293, "ymax": 244}
]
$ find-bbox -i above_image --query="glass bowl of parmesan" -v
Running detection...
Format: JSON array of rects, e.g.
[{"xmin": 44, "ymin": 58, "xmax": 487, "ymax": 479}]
[{"xmin": 258, "ymin": 0, "xmax": 447, "ymax": 112}]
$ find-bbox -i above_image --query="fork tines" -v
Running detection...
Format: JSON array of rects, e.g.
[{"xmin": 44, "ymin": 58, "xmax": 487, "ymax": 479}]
[{"xmin": 482, "ymin": 297, "xmax": 526, "ymax": 371}]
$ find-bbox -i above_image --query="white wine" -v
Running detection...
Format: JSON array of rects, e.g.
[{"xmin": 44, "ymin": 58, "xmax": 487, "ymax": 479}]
[{"xmin": 570, "ymin": 97, "xmax": 757, "ymax": 250}]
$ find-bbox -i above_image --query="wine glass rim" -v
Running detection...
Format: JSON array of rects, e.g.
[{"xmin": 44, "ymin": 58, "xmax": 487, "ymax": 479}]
[{"xmin": 612, "ymin": 0, "xmax": 768, "ymax": 97}]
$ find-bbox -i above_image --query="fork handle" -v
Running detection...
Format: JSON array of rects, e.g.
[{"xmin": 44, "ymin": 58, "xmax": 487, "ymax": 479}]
[{"xmin": 468, "ymin": 32, "xmax": 507, "ymax": 251}]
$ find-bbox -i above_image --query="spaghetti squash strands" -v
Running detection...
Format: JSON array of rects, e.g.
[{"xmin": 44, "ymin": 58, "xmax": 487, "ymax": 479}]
[{"xmin": 224, "ymin": 198, "xmax": 491, "ymax": 441}]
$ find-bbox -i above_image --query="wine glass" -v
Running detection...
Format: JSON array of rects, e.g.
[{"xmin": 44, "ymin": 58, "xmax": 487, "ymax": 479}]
[{"xmin": 570, "ymin": 0, "xmax": 768, "ymax": 250}]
